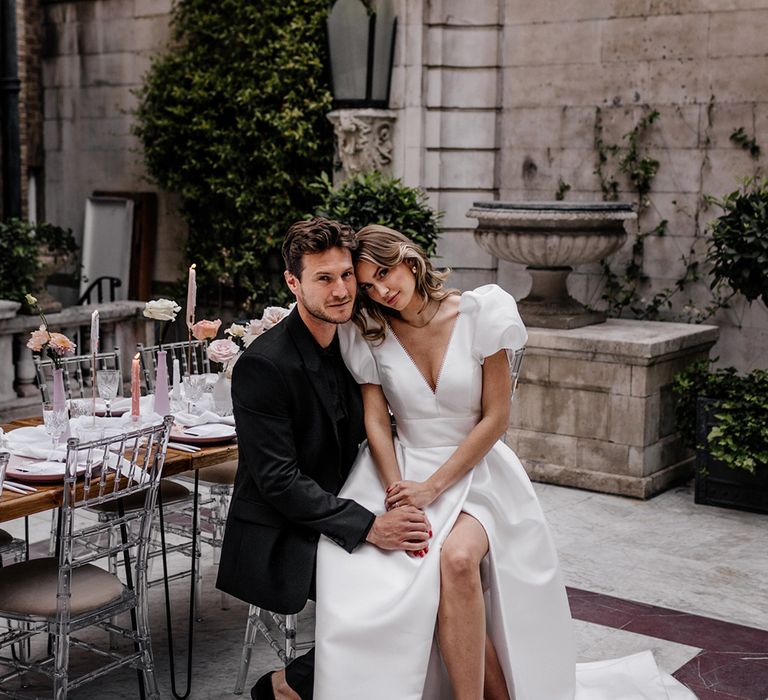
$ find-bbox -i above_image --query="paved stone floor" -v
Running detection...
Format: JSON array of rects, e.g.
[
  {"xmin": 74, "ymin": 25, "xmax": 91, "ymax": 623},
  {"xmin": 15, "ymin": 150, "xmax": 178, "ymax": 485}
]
[{"xmin": 2, "ymin": 479, "xmax": 766, "ymax": 699}]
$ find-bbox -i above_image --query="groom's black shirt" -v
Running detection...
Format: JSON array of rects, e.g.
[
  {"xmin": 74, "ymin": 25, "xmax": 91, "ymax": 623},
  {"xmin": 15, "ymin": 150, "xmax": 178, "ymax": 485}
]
[
  {"xmin": 216, "ymin": 309, "xmax": 374, "ymax": 614},
  {"xmin": 318, "ymin": 333, "xmax": 355, "ymax": 468}
]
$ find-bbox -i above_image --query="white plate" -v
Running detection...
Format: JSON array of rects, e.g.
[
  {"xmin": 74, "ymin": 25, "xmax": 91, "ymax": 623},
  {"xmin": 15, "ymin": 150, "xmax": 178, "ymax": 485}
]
[{"xmin": 170, "ymin": 423, "xmax": 237, "ymax": 445}]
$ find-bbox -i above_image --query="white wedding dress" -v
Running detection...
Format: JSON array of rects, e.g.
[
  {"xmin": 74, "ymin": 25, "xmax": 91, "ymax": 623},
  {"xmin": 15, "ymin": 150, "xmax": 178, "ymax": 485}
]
[{"xmin": 314, "ymin": 285, "xmax": 697, "ymax": 700}]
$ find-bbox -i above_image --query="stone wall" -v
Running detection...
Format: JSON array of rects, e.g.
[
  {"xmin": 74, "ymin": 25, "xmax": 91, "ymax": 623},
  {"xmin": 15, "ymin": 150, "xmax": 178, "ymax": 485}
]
[
  {"xmin": 41, "ymin": 0, "xmax": 184, "ymax": 298},
  {"xmin": 398, "ymin": 0, "xmax": 768, "ymax": 371},
  {"xmin": 34, "ymin": 0, "xmax": 768, "ymax": 370}
]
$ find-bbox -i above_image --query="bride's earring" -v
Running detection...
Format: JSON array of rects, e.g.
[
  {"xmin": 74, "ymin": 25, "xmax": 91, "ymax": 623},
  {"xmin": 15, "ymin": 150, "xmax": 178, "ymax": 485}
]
[{"xmin": 412, "ymin": 266, "xmax": 417, "ymax": 273}]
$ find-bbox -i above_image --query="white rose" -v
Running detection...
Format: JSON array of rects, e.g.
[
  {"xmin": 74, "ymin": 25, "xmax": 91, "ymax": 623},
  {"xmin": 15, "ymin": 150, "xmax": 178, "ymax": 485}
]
[
  {"xmin": 261, "ymin": 306, "xmax": 291, "ymax": 330},
  {"xmin": 225, "ymin": 323, "xmax": 246, "ymax": 338},
  {"xmin": 143, "ymin": 298, "xmax": 181, "ymax": 322}
]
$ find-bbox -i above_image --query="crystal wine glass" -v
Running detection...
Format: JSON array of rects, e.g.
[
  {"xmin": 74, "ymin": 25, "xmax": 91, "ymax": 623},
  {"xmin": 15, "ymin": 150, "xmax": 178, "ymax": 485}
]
[
  {"xmin": 42, "ymin": 401, "xmax": 68, "ymax": 456},
  {"xmin": 182, "ymin": 374, "xmax": 206, "ymax": 415},
  {"xmin": 96, "ymin": 369, "xmax": 120, "ymax": 417}
]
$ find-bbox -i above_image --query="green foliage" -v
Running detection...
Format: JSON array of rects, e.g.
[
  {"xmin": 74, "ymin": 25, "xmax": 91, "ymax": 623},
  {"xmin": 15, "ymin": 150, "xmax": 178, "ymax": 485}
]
[
  {"xmin": 0, "ymin": 219, "xmax": 78, "ymax": 303},
  {"xmin": 705, "ymin": 177, "xmax": 768, "ymax": 306},
  {"xmin": 133, "ymin": 0, "xmax": 334, "ymax": 312},
  {"xmin": 673, "ymin": 361, "xmax": 768, "ymax": 473},
  {"xmin": 594, "ymin": 108, "xmax": 678, "ymax": 319},
  {"xmin": 554, "ymin": 177, "xmax": 571, "ymax": 201},
  {"xmin": 312, "ymin": 171, "xmax": 441, "ymax": 256},
  {"xmin": 729, "ymin": 127, "xmax": 761, "ymax": 159}
]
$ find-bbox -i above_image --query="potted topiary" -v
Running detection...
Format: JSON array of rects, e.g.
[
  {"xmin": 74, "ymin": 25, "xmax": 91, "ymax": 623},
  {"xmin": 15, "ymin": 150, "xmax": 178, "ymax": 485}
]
[
  {"xmin": 312, "ymin": 171, "xmax": 442, "ymax": 255},
  {"xmin": 0, "ymin": 218, "xmax": 78, "ymax": 313},
  {"xmin": 671, "ymin": 178, "xmax": 768, "ymax": 513},
  {"xmin": 673, "ymin": 362, "xmax": 768, "ymax": 514},
  {"xmin": 705, "ymin": 176, "xmax": 768, "ymax": 306}
]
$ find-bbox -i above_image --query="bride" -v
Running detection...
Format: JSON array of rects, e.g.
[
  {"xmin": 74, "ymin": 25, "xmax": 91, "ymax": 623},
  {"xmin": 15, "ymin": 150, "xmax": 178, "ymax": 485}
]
[{"xmin": 313, "ymin": 224, "xmax": 697, "ymax": 700}]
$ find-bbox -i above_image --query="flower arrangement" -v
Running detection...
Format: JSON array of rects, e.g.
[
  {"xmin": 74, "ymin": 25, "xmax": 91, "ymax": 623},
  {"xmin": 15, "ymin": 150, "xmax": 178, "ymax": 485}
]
[
  {"xmin": 213, "ymin": 304, "xmax": 293, "ymax": 376},
  {"xmin": 143, "ymin": 298, "xmax": 181, "ymax": 349},
  {"xmin": 225, "ymin": 305, "xmax": 292, "ymax": 349},
  {"xmin": 24, "ymin": 294, "xmax": 76, "ymax": 369}
]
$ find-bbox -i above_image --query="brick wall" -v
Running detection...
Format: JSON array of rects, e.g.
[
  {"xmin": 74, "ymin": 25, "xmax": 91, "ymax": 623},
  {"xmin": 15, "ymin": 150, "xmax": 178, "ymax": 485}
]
[
  {"xmin": 20, "ymin": 0, "xmax": 44, "ymax": 218},
  {"xmin": 41, "ymin": 0, "xmax": 183, "ymax": 299}
]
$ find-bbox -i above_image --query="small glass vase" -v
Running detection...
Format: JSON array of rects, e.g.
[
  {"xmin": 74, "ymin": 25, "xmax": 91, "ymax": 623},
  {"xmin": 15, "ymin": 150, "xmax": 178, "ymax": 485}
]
[
  {"xmin": 153, "ymin": 350, "xmax": 171, "ymax": 417},
  {"xmin": 212, "ymin": 371, "xmax": 233, "ymax": 416},
  {"xmin": 52, "ymin": 367, "xmax": 71, "ymax": 439}
]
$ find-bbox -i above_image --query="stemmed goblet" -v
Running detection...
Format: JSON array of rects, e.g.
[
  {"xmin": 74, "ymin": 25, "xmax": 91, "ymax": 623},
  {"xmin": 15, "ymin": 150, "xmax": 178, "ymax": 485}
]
[
  {"xmin": 42, "ymin": 401, "xmax": 68, "ymax": 457},
  {"xmin": 96, "ymin": 369, "xmax": 120, "ymax": 418},
  {"xmin": 182, "ymin": 374, "xmax": 206, "ymax": 415}
]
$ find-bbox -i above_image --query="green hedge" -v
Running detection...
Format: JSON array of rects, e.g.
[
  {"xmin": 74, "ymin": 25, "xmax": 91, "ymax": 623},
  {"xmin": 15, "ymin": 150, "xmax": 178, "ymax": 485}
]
[{"xmin": 134, "ymin": 0, "xmax": 334, "ymax": 311}]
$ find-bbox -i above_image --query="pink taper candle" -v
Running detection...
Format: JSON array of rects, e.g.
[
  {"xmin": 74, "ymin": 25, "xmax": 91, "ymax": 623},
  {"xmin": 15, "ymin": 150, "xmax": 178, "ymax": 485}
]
[
  {"xmin": 186, "ymin": 264, "xmax": 196, "ymax": 329},
  {"xmin": 90, "ymin": 310, "xmax": 99, "ymax": 354},
  {"xmin": 131, "ymin": 353, "xmax": 141, "ymax": 420}
]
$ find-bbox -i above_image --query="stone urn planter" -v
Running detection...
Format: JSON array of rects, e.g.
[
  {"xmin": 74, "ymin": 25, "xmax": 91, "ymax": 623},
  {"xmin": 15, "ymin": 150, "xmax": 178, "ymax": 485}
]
[
  {"xmin": 467, "ymin": 202, "xmax": 636, "ymax": 329},
  {"xmin": 0, "ymin": 300, "xmax": 21, "ymax": 320}
]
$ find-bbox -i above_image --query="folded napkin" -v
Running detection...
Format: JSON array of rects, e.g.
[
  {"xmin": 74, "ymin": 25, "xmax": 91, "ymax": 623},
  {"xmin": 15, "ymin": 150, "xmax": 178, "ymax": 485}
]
[
  {"xmin": 173, "ymin": 410, "xmax": 235, "ymax": 428},
  {"xmin": 5, "ymin": 426, "xmax": 67, "ymax": 461}
]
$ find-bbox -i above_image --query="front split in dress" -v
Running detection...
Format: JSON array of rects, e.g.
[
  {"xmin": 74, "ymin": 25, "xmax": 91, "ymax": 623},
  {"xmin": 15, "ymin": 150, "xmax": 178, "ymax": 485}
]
[{"xmin": 314, "ymin": 285, "xmax": 697, "ymax": 700}]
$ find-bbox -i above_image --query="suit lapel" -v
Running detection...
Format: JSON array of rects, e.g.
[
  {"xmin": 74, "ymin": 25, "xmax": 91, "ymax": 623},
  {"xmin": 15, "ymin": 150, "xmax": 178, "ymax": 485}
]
[{"xmin": 285, "ymin": 309, "xmax": 340, "ymax": 444}]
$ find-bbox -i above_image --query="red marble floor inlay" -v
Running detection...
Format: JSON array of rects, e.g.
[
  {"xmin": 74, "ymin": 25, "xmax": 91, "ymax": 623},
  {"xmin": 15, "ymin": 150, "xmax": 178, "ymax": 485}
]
[{"xmin": 567, "ymin": 587, "xmax": 768, "ymax": 700}]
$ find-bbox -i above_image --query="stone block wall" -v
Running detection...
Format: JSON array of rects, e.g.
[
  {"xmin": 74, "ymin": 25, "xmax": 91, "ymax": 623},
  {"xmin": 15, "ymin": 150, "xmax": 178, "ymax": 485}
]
[
  {"xmin": 412, "ymin": 0, "xmax": 504, "ymax": 291},
  {"xmin": 40, "ymin": 0, "xmax": 184, "ymax": 299},
  {"xmin": 492, "ymin": 0, "xmax": 768, "ymax": 371}
]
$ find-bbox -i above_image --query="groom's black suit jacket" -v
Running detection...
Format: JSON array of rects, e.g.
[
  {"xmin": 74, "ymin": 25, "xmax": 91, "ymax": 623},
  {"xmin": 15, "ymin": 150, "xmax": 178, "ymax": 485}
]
[{"xmin": 216, "ymin": 308, "xmax": 374, "ymax": 614}]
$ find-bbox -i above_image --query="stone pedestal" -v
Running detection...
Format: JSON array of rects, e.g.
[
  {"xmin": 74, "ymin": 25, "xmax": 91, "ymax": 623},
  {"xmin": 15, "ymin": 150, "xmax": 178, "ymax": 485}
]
[
  {"xmin": 326, "ymin": 108, "xmax": 396, "ymax": 185},
  {"xmin": 507, "ymin": 319, "xmax": 719, "ymax": 498}
]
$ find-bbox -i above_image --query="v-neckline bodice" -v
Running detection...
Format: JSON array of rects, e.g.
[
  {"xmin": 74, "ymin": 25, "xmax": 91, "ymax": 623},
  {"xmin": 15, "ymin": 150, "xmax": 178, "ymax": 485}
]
[{"xmin": 387, "ymin": 311, "xmax": 462, "ymax": 395}]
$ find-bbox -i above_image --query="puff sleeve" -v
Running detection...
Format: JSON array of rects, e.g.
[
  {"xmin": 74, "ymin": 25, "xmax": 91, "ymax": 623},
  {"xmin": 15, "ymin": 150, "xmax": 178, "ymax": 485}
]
[
  {"xmin": 338, "ymin": 322, "xmax": 381, "ymax": 385},
  {"xmin": 460, "ymin": 284, "xmax": 528, "ymax": 361}
]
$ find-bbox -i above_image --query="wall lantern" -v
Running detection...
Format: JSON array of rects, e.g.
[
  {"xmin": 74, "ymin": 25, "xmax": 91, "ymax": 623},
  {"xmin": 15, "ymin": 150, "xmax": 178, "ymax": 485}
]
[{"xmin": 327, "ymin": 0, "xmax": 397, "ymax": 109}]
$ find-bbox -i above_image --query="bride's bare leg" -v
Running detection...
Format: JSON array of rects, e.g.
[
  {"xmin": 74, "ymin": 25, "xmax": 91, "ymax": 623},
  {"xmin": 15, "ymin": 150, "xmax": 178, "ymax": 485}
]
[
  {"xmin": 484, "ymin": 635, "xmax": 511, "ymax": 700},
  {"xmin": 438, "ymin": 513, "xmax": 491, "ymax": 700}
]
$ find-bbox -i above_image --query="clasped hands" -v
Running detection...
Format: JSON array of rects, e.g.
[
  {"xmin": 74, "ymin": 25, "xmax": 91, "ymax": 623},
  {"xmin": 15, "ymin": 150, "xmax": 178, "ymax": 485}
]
[{"xmin": 365, "ymin": 480, "xmax": 437, "ymax": 558}]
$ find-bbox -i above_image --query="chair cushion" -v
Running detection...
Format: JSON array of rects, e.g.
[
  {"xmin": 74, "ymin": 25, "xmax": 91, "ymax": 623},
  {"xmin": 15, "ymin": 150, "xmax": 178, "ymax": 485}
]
[
  {"xmin": 0, "ymin": 529, "xmax": 12, "ymax": 545},
  {"xmin": 89, "ymin": 480, "xmax": 191, "ymax": 513},
  {"xmin": 196, "ymin": 460, "xmax": 237, "ymax": 485},
  {"xmin": 0, "ymin": 558, "xmax": 125, "ymax": 618}
]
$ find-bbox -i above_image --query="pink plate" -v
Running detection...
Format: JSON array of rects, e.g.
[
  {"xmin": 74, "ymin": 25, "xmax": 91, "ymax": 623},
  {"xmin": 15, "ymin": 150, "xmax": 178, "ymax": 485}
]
[
  {"xmin": 6, "ymin": 456, "xmax": 88, "ymax": 483},
  {"xmin": 170, "ymin": 423, "xmax": 237, "ymax": 445}
]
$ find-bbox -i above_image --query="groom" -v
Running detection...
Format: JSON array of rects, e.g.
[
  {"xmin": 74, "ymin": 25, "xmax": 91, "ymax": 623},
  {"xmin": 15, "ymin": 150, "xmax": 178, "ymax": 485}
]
[{"xmin": 217, "ymin": 217, "xmax": 431, "ymax": 700}]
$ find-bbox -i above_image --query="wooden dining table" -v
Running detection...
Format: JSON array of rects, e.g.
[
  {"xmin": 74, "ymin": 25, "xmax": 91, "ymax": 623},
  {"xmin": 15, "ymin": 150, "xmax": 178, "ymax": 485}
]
[
  {"xmin": 1, "ymin": 415, "xmax": 240, "ymax": 699},
  {"xmin": 0, "ymin": 416, "xmax": 239, "ymax": 524}
]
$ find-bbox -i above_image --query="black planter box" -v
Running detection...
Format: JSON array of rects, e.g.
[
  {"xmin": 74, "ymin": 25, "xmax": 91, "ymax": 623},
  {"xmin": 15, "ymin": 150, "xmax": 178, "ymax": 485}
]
[{"xmin": 694, "ymin": 398, "xmax": 768, "ymax": 515}]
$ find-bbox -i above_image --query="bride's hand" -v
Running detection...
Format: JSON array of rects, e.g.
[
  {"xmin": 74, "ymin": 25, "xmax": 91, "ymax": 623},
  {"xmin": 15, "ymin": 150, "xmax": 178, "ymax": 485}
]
[{"xmin": 386, "ymin": 480, "xmax": 438, "ymax": 511}]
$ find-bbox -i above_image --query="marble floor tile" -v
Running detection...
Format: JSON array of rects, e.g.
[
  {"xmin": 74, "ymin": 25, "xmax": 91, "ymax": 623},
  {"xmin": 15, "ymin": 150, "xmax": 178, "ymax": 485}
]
[
  {"xmin": 674, "ymin": 652, "xmax": 768, "ymax": 700},
  {"xmin": 574, "ymin": 619, "xmax": 701, "ymax": 674}
]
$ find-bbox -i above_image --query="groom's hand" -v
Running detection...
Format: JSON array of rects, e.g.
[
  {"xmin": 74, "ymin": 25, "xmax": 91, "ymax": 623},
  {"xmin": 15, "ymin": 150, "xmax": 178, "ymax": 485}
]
[{"xmin": 366, "ymin": 506, "xmax": 432, "ymax": 552}]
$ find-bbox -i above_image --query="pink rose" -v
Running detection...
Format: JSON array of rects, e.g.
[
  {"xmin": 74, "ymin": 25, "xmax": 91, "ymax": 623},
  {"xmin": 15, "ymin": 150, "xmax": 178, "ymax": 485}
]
[
  {"xmin": 48, "ymin": 332, "xmax": 76, "ymax": 356},
  {"xmin": 207, "ymin": 338, "xmax": 240, "ymax": 365},
  {"xmin": 261, "ymin": 306, "xmax": 290, "ymax": 330},
  {"xmin": 27, "ymin": 325, "xmax": 49, "ymax": 352},
  {"xmin": 191, "ymin": 318, "xmax": 222, "ymax": 341},
  {"xmin": 242, "ymin": 319, "xmax": 265, "ymax": 348}
]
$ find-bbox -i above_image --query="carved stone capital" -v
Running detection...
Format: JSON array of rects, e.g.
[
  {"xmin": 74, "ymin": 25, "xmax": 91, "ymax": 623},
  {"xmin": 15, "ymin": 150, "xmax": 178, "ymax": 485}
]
[{"xmin": 327, "ymin": 108, "xmax": 397, "ymax": 185}]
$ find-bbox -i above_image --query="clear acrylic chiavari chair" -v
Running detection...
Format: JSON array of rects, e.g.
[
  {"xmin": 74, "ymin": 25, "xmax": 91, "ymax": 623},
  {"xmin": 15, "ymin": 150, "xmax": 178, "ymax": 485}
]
[
  {"xmin": 0, "ymin": 417, "xmax": 173, "ymax": 699},
  {"xmin": 0, "ymin": 452, "xmax": 27, "ymax": 566},
  {"xmin": 139, "ymin": 340, "xmax": 236, "ymax": 607}
]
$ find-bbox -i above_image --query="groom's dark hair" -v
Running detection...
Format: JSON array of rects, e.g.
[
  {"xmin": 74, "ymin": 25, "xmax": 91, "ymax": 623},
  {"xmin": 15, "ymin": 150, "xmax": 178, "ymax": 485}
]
[{"xmin": 282, "ymin": 217, "xmax": 357, "ymax": 279}]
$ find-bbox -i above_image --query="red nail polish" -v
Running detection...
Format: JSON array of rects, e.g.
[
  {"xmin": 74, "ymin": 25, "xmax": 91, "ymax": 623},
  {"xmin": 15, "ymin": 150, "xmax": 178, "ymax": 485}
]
[{"xmin": 428, "ymin": 530, "xmax": 433, "ymax": 537}]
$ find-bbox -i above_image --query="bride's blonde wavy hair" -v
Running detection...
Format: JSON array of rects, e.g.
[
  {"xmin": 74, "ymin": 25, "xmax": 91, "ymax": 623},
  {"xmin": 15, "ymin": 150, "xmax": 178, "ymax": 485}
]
[{"xmin": 353, "ymin": 225, "xmax": 457, "ymax": 343}]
